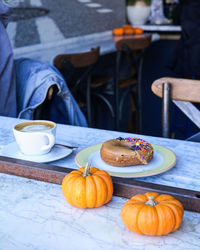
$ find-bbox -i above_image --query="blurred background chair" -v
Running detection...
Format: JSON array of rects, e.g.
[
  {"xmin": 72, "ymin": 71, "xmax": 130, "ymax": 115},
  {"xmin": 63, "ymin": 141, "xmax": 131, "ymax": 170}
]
[
  {"xmin": 53, "ymin": 47, "xmax": 112, "ymax": 127},
  {"xmin": 113, "ymin": 34, "xmax": 152, "ymax": 132},
  {"xmin": 88, "ymin": 35, "xmax": 152, "ymax": 132},
  {"xmin": 53, "ymin": 36, "xmax": 151, "ymax": 132},
  {"xmin": 151, "ymin": 77, "xmax": 200, "ymax": 141}
]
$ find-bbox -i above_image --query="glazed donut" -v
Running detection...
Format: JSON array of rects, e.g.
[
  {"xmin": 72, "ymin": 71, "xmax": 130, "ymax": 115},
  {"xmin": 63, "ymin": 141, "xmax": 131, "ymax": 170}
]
[{"xmin": 100, "ymin": 137, "xmax": 153, "ymax": 167}]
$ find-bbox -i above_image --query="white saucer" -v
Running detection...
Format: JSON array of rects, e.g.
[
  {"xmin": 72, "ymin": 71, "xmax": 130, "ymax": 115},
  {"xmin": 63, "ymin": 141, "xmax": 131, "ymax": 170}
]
[{"xmin": 0, "ymin": 142, "xmax": 72, "ymax": 163}]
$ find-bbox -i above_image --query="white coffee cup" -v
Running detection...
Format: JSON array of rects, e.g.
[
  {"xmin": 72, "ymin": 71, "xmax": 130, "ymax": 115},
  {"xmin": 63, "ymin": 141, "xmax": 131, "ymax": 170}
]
[{"xmin": 13, "ymin": 120, "xmax": 56, "ymax": 156}]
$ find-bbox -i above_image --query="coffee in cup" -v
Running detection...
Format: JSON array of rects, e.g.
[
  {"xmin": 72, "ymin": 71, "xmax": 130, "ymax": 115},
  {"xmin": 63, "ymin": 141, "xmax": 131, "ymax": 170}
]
[{"xmin": 13, "ymin": 120, "xmax": 56, "ymax": 156}]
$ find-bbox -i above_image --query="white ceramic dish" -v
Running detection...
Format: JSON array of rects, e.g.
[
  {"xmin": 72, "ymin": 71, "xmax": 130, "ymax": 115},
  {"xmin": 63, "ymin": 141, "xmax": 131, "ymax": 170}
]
[
  {"xmin": 75, "ymin": 143, "xmax": 177, "ymax": 178},
  {"xmin": 1, "ymin": 142, "xmax": 72, "ymax": 163}
]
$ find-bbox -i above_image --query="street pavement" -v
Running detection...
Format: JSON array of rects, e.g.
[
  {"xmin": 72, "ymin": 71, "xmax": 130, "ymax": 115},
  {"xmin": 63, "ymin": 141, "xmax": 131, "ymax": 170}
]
[{"xmin": 7, "ymin": 0, "xmax": 126, "ymax": 49}]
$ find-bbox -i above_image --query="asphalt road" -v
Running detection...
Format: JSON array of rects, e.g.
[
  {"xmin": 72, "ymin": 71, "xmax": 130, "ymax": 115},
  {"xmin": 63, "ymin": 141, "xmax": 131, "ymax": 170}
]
[{"xmin": 7, "ymin": 0, "xmax": 126, "ymax": 48}]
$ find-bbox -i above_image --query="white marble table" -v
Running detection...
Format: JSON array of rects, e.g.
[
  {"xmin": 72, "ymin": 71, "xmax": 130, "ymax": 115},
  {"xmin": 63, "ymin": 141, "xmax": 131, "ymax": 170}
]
[{"xmin": 0, "ymin": 116, "xmax": 200, "ymax": 250}]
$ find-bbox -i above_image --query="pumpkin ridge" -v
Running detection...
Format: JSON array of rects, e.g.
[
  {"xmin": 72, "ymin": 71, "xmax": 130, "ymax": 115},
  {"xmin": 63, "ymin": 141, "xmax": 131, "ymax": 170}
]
[
  {"xmin": 155, "ymin": 204, "xmax": 175, "ymax": 235},
  {"xmin": 137, "ymin": 205, "xmax": 159, "ymax": 235},
  {"xmin": 92, "ymin": 175, "xmax": 107, "ymax": 207},
  {"xmin": 98, "ymin": 175, "xmax": 108, "ymax": 204},
  {"xmin": 94, "ymin": 171, "xmax": 113, "ymax": 204},
  {"xmin": 86, "ymin": 175, "xmax": 97, "ymax": 208},
  {"xmin": 71, "ymin": 176, "xmax": 87, "ymax": 208},
  {"xmin": 155, "ymin": 194, "xmax": 174, "ymax": 202},
  {"xmin": 159, "ymin": 199, "xmax": 184, "ymax": 210},
  {"xmin": 130, "ymin": 194, "xmax": 147, "ymax": 203},
  {"xmin": 76, "ymin": 167, "xmax": 85, "ymax": 174},
  {"xmin": 161, "ymin": 203, "xmax": 177, "ymax": 233},
  {"xmin": 91, "ymin": 168, "xmax": 102, "ymax": 174},
  {"xmin": 89, "ymin": 167, "xmax": 99, "ymax": 174},
  {"xmin": 62, "ymin": 175, "xmax": 78, "ymax": 195},
  {"xmin": 63, "ymin": 175, "xmax": 78, "ymax": 205},
  {"xmin": 135, "ymin": 204, "xmax": 145, "ymax": 235},
  {"xmin": 62, "ymin": 172, "xmax": 80, "ymax": 188},
  {"xmin": 121, "ymin": 203, "xmax": 144, "ymax": 234},
  {"xmin": 154, "ymin": 204, "xmax": 159, "ymax": 235},
  {"xmin": 161, "ymin": 203, "xmax": 184, "ymax": 232},
  {"xmin": 70, "ymin": 170, "xmax": 82, "ymax": 175},
  {"xmin": 127, "ymin": 200, "xmax": 147, "ymax": 206}
]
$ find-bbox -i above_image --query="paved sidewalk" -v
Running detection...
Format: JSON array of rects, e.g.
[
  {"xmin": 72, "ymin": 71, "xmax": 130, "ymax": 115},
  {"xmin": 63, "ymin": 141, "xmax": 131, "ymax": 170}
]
[
  {"xmin": 7, "ymin": 0, "xmax": 126, "ymax": 50},
  {"xmin": 13, "ymin": 30, "xmax": 115, "ymax": 63}
]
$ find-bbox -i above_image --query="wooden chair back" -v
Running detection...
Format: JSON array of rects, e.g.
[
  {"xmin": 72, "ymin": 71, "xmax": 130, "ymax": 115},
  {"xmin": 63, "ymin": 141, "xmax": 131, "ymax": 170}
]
[
  {"xmin": 152, "ymin": 77, "xmax": 200, "ymax": 103},
  {"xmin": 115, "ymin": 35, "xmax": 152, "ymax": 51},
  {"xmin": 53, "ymin": 47, "xmax": 100, "ymax": 127},
  {"xmin": 151, "ymin": 77, "xmax": 200, "ymax": 138},
  {"xmin": 53, "ymin": 47, "xmax": 100, "ymax": 70}
]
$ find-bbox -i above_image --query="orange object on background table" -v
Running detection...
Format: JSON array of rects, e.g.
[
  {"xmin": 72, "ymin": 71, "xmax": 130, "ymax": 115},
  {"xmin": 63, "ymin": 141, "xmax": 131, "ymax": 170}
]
[
  {"xmin": 123, "ymin": 25, "xmax": 135, "ymax": 35},
  {"xmin": 134, "ymin": 27, "xmax": 143, "ymax": 35},
  {"xmin": 112, "ymin": 26, "xmax": 144, "ymax": 36},
  {"xmin": 113, "ymin": 27, "xmax": 124, "ymax": 36}
]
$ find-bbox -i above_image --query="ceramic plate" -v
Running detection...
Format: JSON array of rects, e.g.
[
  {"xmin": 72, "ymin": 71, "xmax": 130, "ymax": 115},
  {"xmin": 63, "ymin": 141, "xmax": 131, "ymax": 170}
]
[
  {"xmin": 75, "ymin": 143, "xmax": 176, "ymax": 178},
  {"xmin": 1, "ymin": 142, "xmax": 72, "ymax": 163}
]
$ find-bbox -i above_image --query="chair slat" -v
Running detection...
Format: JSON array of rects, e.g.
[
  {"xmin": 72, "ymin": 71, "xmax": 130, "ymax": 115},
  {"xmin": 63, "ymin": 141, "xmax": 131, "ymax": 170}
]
[
  {"xmin": 152, "ymin": 77, "xmax": 200, "ymax": 103},
  {"xmin": 173, "ymin": 100, "xmax": 200, "ymax": 129},
  {"xmin": 116, "ymin": 35, "xmax": 152, "ymax": 51},
  {"xmin": 53, "ymin": 47, "xmax": 100, "ymax": 69}
]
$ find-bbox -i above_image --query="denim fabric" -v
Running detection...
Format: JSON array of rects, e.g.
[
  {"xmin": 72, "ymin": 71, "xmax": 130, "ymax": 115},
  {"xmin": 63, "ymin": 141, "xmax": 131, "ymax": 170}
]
[
  {"xmin": 14, "ymin": 58, "xmax": 88, "ymax": 127},
  {"xmin": 0, "ymin": 3, "xmax": 17, "ymax": 117}
]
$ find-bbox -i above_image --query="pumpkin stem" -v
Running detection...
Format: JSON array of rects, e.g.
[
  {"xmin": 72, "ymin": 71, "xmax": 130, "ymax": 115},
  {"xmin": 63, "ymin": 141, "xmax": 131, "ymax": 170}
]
[
  {"xmin": 82, "ymin": 162, "xmax": 91, "ymax": 177},
  {"xmin": 145, "ymin": 195, "xmax": 157, "ymax": 206}
]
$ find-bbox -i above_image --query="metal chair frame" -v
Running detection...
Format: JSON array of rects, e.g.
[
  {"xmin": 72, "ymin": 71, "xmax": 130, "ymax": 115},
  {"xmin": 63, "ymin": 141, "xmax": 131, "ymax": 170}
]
[
  {"xmin": 114, "ymin": 35, "xmax": 151, "ymax": 132},
  {"xmin": 53, "ymin": 47, "xmax": 100, "ymax": 127},
  {"xmin": 152, "ymin": 77, "xmax": 200, "ymax": 139}
]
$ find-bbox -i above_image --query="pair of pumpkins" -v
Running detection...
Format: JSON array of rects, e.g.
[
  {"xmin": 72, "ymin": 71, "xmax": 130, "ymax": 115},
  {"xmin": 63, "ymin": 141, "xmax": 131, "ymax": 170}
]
[{"xmin": 62, "ymin": 164, "xmax": 184, "ymax": 236}]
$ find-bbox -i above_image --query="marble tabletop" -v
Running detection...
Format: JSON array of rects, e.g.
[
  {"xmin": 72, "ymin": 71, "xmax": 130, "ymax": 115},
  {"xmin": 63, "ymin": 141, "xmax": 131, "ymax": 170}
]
[{"xmin": 0, "ymin": 116, "xmax": 200, "ymax": 250}]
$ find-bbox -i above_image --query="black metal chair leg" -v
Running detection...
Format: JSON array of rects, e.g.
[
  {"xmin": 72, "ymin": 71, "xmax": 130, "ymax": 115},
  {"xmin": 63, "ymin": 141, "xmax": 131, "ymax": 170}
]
[
  {"xmin": 114, "ymin": 51, "xmax": 121, "ymax": 131},
  {"xmin": 119, "ymin": 86, "xmax": 132, "ymax": 121},
  {"xmin": 93, "ymin": 92, "xmax": 115, "ymax": 118},
  {"xmin": 137, "ymin": 50, "xmax": 144, "ymax": 134},
  {"xmin": 86, "ymin": 74, "xmax": 92, "ymax": 127}
]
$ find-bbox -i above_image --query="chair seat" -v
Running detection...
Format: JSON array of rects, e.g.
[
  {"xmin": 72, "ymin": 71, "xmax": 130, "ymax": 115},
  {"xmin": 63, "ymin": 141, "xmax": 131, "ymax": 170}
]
[
  {"xmin": 119, "ymin": 77, "xmax": 137, "ymax": 88},
  {"xmin": 91, "ymin": 76, "xmax": 136, "ymax": 92},
  {"xmin": 91, "ymin": 75, "xmax": 113, "ymax": 88}
]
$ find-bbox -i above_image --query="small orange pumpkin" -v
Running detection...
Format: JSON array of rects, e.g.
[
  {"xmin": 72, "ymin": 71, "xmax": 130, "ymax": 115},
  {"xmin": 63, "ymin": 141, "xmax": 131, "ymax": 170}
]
[
  {"xmin": 121, "ymin": 192, "xmax": 184, "ymax": 236},
  {"xmin": 123, "ymin": 25, "xmax": 135, "ymax": 35},
  {"xmin": 62, "ymin": 163, "xmax": 113, "ymax": 208},
  {"xmin": 134, "ymin": 27, "xmax": 144, "ymax": 35},
  {"xmin": 113, "ymin": 27, "xmax": 124, "ymax": 36}
]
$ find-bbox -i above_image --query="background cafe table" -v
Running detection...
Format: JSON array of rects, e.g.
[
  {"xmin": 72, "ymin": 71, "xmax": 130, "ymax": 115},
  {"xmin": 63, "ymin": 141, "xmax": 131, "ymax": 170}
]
[
  {"xmin": 0, "ymin": 116, "xmax": 200, "ymax": 250},
  {"xmin": 13, "ymin": 30, "xmax": 156, "ymax": 64}
]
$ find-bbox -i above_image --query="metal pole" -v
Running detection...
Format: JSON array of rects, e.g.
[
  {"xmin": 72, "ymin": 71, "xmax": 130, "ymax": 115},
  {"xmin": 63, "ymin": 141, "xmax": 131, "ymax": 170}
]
[
  {"xmin": 137, "ymin": 51, "xmax": 144, "ymax": 134},
  {"xmin": 114, "ymin": 51, "xmax": 121, "ymax": 131},
  {"xmin": 162, "ymin": 82, "xmax": 171, "ymax": 138},
  {"xmin": 86, "ymin": 73, "xmax": 92, "ymax": 127}
]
